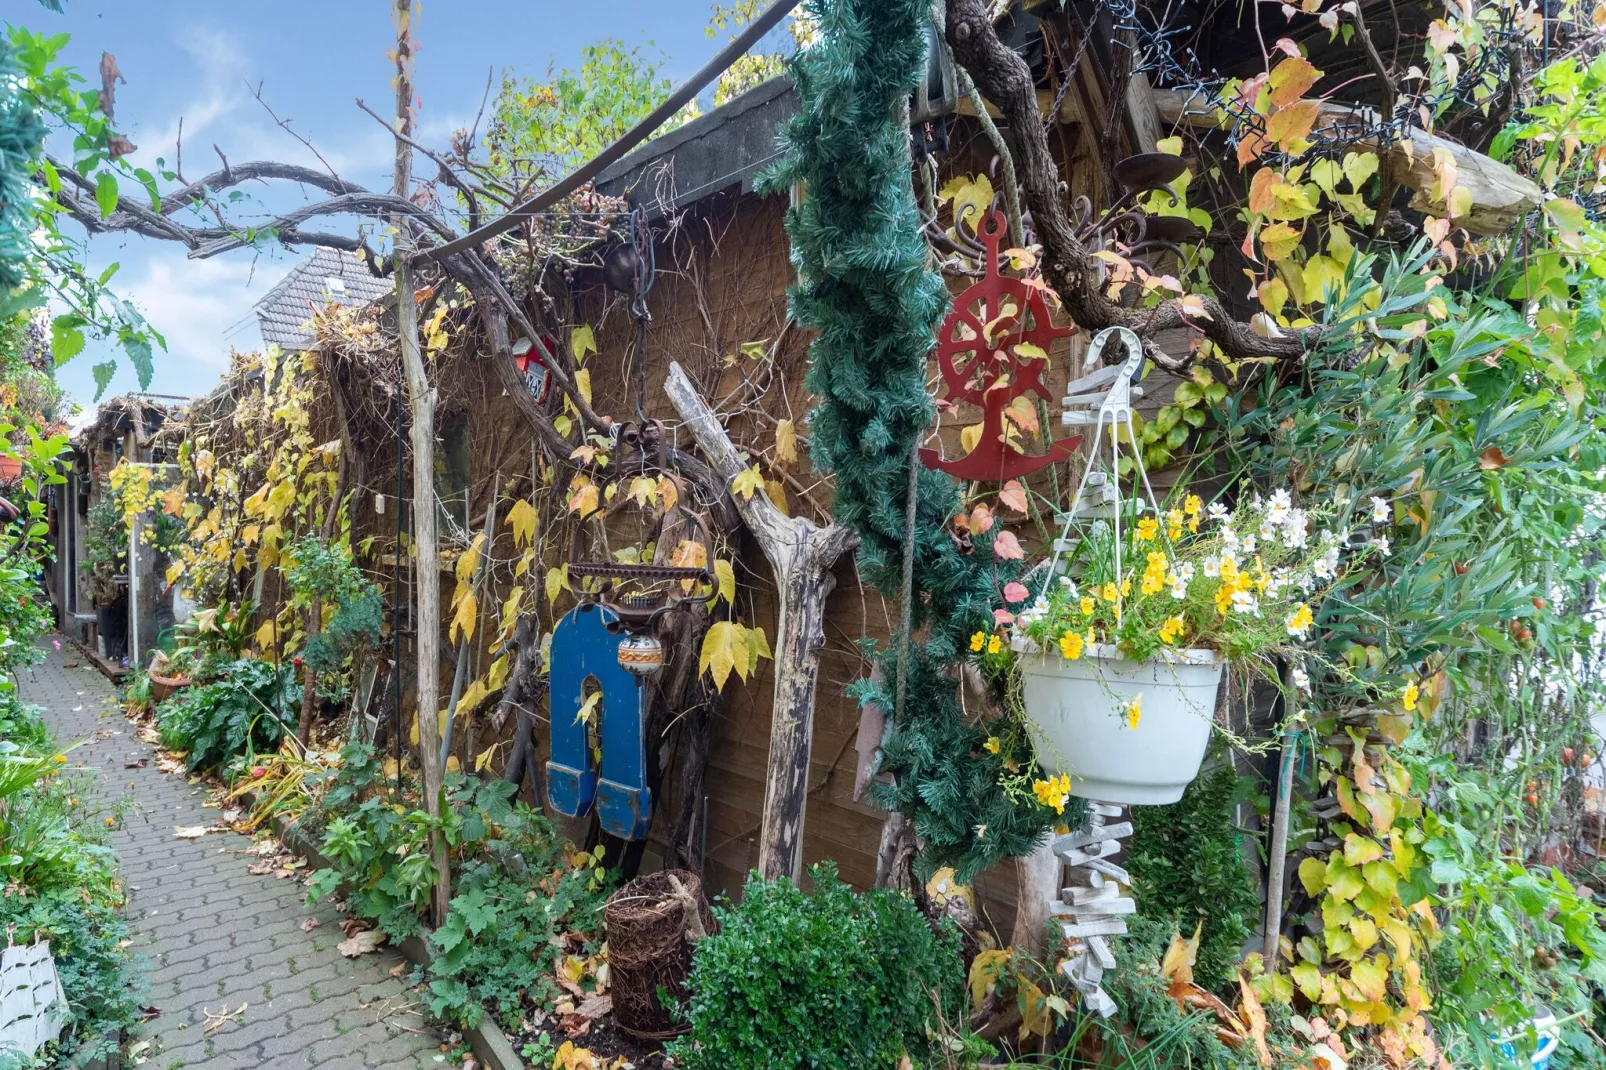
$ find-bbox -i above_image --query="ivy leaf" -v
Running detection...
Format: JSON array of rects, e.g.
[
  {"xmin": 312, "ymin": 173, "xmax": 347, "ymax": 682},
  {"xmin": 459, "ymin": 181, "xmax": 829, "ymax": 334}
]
[
  {"xmin": 1343, "ymin": 833, "xmax": 1384, "ymax": 866},
  {"xmin": 506, "ymin": 498, "xmax": 539, "ymax": 547},
  {"xmin": 1298, "ymin": 856, "xmax": 1328, "ymax": 897},
  {"xmin": 95, "ymin": 170, "xmax": 120, "ymax": 217},
  {"xmin": 1260, "ymin": 223, "xmax": 1302, "ymax": 261},
  {"xmin": 1267, "ymin": 55, "xmax": 1321, "ymax": 107},
  {"xmin": 1349, "ymin": 955, "xmax": 1389, "ymax": 1002},
  {"xmin": 998, "ymin": 480, "xmax": 1028, "ymax": 514},
  {"xmin": 731, "ymin": 465, "xmax": 765, "ymax": 501},
  {"xmin": 570, "ymin": 324, "xmax": 597, "ymax": 362},
  {"xmin": 545, "ymin": 563, "xmax": 571, "ymax": 606},
  {"xmin": 993, "ymin": 530, "xmax": 1024, "ymax": 560}
]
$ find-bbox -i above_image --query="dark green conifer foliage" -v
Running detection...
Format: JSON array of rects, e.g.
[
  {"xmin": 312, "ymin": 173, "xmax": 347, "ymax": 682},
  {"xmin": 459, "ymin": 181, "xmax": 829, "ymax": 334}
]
[{"xmin": 763, "ymin": 0, "xmax": 1077, "ymax": 878}]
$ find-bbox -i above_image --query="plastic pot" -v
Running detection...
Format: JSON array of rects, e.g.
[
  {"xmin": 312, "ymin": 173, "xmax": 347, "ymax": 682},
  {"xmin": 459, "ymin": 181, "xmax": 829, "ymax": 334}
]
[{"xmin": 1013, "ymin": 639, "xmax": 1223, "ymax": 804}]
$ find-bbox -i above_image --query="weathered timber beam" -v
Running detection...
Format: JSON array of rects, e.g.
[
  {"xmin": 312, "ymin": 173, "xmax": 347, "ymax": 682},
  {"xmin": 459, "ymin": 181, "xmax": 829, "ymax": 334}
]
[
  {"xmin": 664, "ymin": 362, "xmax": 858, "ymax": 885},
  {"xmin": 1150, "ymin": 88, "xmax": 1543, "ymax": 236}
]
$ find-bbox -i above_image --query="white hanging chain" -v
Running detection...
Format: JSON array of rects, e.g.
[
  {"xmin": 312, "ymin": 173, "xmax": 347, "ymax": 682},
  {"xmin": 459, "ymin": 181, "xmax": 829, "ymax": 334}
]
[{"xmin": 1046, "ymin": 327, "xmax": 1178, "ymax": 616}]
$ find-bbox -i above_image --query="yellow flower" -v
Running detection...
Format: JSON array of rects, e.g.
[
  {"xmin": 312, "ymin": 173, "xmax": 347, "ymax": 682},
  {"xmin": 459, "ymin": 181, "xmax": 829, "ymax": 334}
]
[
  {"xmin": 1286, "ymin": 603, "xmax": 1314, "ymax": 638},
  {"xmin": 1159, "ymin": 617, "xmax": 1185, "ymax": 645},
  {"xmin": 1059, "ymin": 630, "xmax": 1085, "ymax": 660},
  {"xmin": 970, "ymin": 631, "xmax": 986, "ymax": 652},
  {"xmin": 1167, "ymin": 508, "xmax": 1185, "ymax": 528},
  {"xmin": 1032, "ymin": 774, "xmax": 1073, "ymax": 814},
  {"xmin": 1184, "ymin": 494, "xmax": 1202, "ymax": 516},
  {"xmin": 1080, "ymin": 596, "xmax": 1096, "ymax": 616},
  {"xmin": 1100, "ymin": 583, "xmax": 1120, "ymax": 603},
  {"xmin": 983, "ymin": 736, "xmax": 1001, "ymax": 755},
  {"xmin": 1215, "ymin": 586, "xmax": 1234, "ymax": 615},
  {"xmin": 987, "ymin": 634, "xmax": 1002, "ymax": 655},
  {"xmin": 104, "ymin": 817, "xmax": 115, "ymax": 827},
  {"xmin": 1125, "ymin": 695, "xmax": 1143, "ymax": 730},
  {"xmin": 1121, "ymin": 577, "xmax": 1132, "ymax": 597},
  {"xmin": 1402, "ymin": 681, "xmax": 1419, "ymax": 712},
  {"xmin": 1137, "ymin": 517, "xmax": 1159, "ymax": 541},
  {"xmin": 1169, "ymin": 522, "xmax": 1184, "ymax": 542},
  {"xmin": 53, "ymin": 754, "xmax": 65, "ymax": 764}
]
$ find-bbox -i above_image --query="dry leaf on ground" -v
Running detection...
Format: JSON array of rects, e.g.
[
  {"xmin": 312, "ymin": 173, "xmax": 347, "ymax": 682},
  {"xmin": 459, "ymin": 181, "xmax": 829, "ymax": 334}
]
[
  {"xmin": 337, "ymin": 929, "xmax": 386, "ymax": 957},
  {"xmin": 173, "ymin": 826, "xmax": 216, "ymax": 839},
  {"xmin": 299, "ymin": 917, "xmax": 321, "ymax": 932}
]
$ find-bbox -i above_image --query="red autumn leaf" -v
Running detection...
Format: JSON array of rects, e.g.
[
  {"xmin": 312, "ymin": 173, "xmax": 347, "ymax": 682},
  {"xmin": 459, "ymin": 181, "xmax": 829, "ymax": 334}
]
[
  {"xmin": 1479, "ymin": 446, "xmax": 1510, "ymax": 470},
  {"xmin": 1003, "ymin": 581, "xmax": 1030, "ymax": 603},
  {"xmin": 993, "ymin": 530, "xmax": 1024, "ymax": 560},
  {"xmin": 994, "ymin": 608, "xmax": 1016, "ymax": 626}
]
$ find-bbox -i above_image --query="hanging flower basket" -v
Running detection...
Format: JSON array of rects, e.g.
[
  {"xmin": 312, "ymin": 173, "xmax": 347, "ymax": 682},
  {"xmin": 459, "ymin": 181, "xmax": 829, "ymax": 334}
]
[{"xmin": 1012, "ymin": 638, "xmax": 1223, "ymax": 804}]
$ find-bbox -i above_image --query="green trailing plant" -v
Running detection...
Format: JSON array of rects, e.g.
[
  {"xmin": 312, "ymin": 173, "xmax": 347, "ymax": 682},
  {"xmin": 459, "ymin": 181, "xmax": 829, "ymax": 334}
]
[
  {"xmin": 80, "ymin": 491, "xmax": 127, "ymax": 607},
  {"xmin": 670, "ymin": 863, "xmax": 963, "ymax": 1070},
  {"xmin": 154, "ymin": 657, "xmax": 298, "ymax": 773},
  {"xmin": 1127, "ymin": 749, "xmax": 1260, "ymax": 992},
  {"xmin": 767, "ymin": 0, "xmax": 1069, "ymax": 878},
  {"xmin": 286, "ymin": 535, "xmax": 381, "ymax": 678}
]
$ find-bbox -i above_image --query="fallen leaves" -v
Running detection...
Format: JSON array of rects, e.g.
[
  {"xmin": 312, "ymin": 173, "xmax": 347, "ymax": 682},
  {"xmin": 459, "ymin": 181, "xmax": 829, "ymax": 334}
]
[
  {"xmin": 202, "ymin": 1002, "xmax": 246, "ymax": 1035},
  {"xmin": 337, "ymin": 928, "xmax": 386, "ymax": 958},
  {"xmin": 173, "ymin": 825, "xmax": 218, "ymax": 840}
]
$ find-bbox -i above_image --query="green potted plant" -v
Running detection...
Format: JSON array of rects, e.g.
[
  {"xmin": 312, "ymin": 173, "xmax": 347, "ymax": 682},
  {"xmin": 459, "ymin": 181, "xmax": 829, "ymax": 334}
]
[
  {"xmin": 977, "ymin": 488, "xmax": 1367, "ymax": 804},
  {"xmin": 80, "ymin": 490, "xmax": 129, "ymax": 661}
]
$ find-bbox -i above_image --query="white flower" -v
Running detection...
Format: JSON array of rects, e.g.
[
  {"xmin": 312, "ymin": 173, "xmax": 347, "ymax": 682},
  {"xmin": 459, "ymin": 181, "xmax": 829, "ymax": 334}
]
[
  {"xmin": 1230, "ymin": 590, "xmax": 1260, "ymax": 615},
  {"xmin": 1296, "ymin": 572, "xmax": 1315, "ymax": 593},
  {"xmin": 1058, "ymin": 576, "xmax": 1076, "ymax": 590},
  {"xmin": 1373, "ymin": 536, "xmax": 1390, "ymax": 555},
  {"xmin": 1266, "ymin": 489, "xmax": 1292, "ymax": 526},
  {"xmin": 1292, "ymin": 666, "xmax": 1311, "ymax": 693},
  {"xmin": 1208, "ymin": 502, "xmax": 1229, "ymax": 523},
  {"xmin": 1260, "ymin": 520, "xmax": 1277, "ymax": 540},
  {"xmin": 1170, "ymin": 579, "xmax": 1189, "ymax": 599},
  {"xmin": 1222, "ymin": 527, "xmax": 1240, "ymax": 553},
  {"xmin": 1176, "ymin": 562, "xmax": 1196, "ymax": 583},
  {"xmin": 1371, "ymin": 496, "xmax": 1389, "ymax": 523},
  {"xmin": 1242, "ymin": 534, "xmax": 1257, "ymax": 554},
  {"xmin": 1203, "ymin": 556, "xmax": 1221, "ymax": 578},
  {"xmin": 1283, "ymin": 509, "xmax": 1309, "ymax": 549},
  {"xmin": 1313, "ymin": 545, "xmax": 1340, "ymax": 580}
]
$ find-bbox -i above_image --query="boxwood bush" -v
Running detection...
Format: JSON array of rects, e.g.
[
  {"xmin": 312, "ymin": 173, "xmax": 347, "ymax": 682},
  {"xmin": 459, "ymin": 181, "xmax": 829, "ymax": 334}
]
[{"xmin": 670, "ymin": 863, "xmax": 962, "ymax": 1070}]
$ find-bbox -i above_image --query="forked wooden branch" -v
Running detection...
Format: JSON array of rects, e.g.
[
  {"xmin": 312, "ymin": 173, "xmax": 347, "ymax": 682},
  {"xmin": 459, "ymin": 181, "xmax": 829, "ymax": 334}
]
[{"xmin": 664, "ymin": 361, "xmax": 858, "ymax": 883}]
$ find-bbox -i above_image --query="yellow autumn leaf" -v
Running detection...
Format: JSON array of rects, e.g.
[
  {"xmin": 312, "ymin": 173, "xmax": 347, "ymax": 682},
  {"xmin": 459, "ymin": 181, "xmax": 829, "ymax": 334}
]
[
  {"xmin": 1261, "ymin": 222, "xmax": 1302, "ymax": 260},
  {"xmin": 474, "ymin": 742, "xmax": 502, "ymax": 773},
  {"xmin": 232, "ymin": 549, "xmax": 248, "ymax": 573},
  {"xmin": 713, "ymin": 558, "xmax": 736, "ymax": 606},
  {"xmin": 241, "ymin": 524, "xmax": 261, "ymax": 546},
  {"xmin": 744, "ymin": 625, "xmax": 772, "ymax": 677},
  {"xmin": 545, "ymin": 563, "xmax": 571, "ymax": 605},
  {"xmin": 515, "ymin": 547, "xmax": 534, "ymax": 578},
  {"xmin": 265, "ymin": 480, "xmax": 296, "ymax": 519},
  {"xmin": 568, "ymin": 477, "xmax": 599, "ymax": 516},
  {"xmin": 576, "ymin": 691, "xmax": 601, "ymax": 725},
  {"xmin": 570, "ymin": 325, "xmax": 597, "ymax": 362},
  {"xmin": 499, "ymin": 588, "xmax": 524, "ymax": 636},
  {"xmin": 456, "ymin": 532, "xmax": 484, "ymax": 584},
  {"xmin": 765, "ymin": 479, "xmax": 789, "ymax": 516},
  {"xmin": 968, "ymin": 948, "xmax": 1012, "ymax": 1007},
  {"xmin": 486, "ymin": 654, "xmax": 510, "ymax": 692},
  {"xmin": 960, "ymin": 422, "xmax": 985, "ymax": 454},
  {"xmin": 507, "ymin": 498, "xmax": 538, "ymax": 547},
  {"xmin": 731, "ymin": 465, "xmax": 765, "ymax": 501},
  {"xmin": 775, "ymin": 419, "xmax": 798, "ymax": 466},
  {"xmin": 165, "ymin": 560, "xmax": 185, "ymax": 585},
  {"xmin": 255, "ymin": 620, "xmax": 278, "ymax": 652},
  {"xmin": 450, "ymin": 590, "xmax": 477, "ymax": 645},
  {"xmin": 627, "ymin": 476, "xmax": 656, "ymax": 507},
  {"xmin": 576, "ymin": 367, "xmax": 592, "ymax": 406},
  {"xmin": 655, "ymin": 476, "xmax": 679, "ymax": 513},
  {"xmin": 699, "ymin": 620, "xmax": 740, "ymax": 691},
  {"xmin": 455, "ymin": 677, "xmax": 487, "ymax": 715}
]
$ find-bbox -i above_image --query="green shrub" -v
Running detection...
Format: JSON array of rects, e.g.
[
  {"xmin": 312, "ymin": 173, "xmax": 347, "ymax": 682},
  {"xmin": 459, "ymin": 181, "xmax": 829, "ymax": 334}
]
[
  {"xmin": 154, "ymin": 657, "xmax": 299, "ymax": 773},
  {"xmin": 1127, "ymin": 748, "xmax": 1259, "ymax": 991},
  {"xmin": 670, "ymin": 864, "xmax": 962, "ymax": 1070}
]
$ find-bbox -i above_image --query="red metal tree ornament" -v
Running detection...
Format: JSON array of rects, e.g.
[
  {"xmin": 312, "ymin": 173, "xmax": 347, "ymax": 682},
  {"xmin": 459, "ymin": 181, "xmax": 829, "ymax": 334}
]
[{"xmin": 920, "ymin": 209, "xmax": 1082, "ymax": 482}]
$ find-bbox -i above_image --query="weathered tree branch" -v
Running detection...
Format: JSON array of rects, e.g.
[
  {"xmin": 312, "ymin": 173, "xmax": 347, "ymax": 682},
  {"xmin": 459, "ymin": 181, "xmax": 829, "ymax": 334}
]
[
  {"xmin": 664, "ymin": 361, "xmax": 858, "ymax": 883},
  {"xmin": 945, "ymin": 0, "xmax": 1316, "ymax": 364}
]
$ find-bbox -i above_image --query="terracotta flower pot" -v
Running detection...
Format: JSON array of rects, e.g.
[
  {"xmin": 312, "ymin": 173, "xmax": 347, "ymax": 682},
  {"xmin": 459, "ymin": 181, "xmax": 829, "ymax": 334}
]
[
  {"xmin": 149, "ymin": 672, "xmax": 192, "ymax": 704},
  {"xmin": 0, "ymin": 455, "xmax": 23, "ymax": 481}
]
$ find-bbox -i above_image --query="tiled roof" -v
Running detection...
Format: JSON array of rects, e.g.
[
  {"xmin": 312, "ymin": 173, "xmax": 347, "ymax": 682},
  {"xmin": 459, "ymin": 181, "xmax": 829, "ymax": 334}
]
[{"xmin": 252, "ymin": 247, "xmax": 393, "ymax": 351}]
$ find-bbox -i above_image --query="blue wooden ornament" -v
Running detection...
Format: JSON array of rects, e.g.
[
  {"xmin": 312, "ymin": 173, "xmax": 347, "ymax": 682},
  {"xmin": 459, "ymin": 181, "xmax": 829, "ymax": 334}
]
[{"xmin": 545, "ymin": 603, "xmax": 653, "ymax": 840}]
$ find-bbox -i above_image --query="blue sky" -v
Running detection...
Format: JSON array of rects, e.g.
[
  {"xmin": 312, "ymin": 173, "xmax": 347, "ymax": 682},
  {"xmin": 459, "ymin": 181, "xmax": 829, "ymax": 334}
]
[{"xmin": 9, "ymin": 0, "xmax": 775, "ymax": 417}]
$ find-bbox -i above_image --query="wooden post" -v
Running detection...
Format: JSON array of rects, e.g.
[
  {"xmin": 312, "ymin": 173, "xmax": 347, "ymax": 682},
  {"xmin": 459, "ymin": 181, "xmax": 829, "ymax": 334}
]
[
  {"xmin": 391, "ymin": 0, "xmax": 451, "ymax": 926},
  {"xmin": 663, "ymin": 362, "xmax": 858, "ymax": 884}
]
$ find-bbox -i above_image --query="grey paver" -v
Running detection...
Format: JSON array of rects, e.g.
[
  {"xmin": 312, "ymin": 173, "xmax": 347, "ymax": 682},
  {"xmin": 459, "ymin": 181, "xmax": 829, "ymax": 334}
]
[{"xmin": 22, "ymin": 640, "xmax": 445, "ymax": 1068}]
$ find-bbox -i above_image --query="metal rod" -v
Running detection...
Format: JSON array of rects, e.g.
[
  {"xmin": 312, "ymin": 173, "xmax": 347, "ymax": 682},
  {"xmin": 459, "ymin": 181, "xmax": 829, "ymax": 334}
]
[
  {"xmin": 414, "ymin": 0, "xmax": 799, "ymax": 264},
  {"xmin": 393, "ymin": 391, "xmax": 404, "ymax": 800}
]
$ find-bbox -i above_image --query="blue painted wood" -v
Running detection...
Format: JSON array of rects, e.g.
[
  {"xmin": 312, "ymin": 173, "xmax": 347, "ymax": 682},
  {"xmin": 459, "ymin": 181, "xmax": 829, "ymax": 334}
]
[{"xmin": 545, "ymin": 603, "xmax": 652, "ymax": 839}]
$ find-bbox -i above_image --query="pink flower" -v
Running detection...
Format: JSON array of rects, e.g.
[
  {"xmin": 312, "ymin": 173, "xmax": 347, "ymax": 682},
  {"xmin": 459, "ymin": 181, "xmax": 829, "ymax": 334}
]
[
  {"xmin": 993, "ymin": 608, "xmax": 1016, "ymax": 626},
  {"xmin": 1003, "ymin": 582, "xmax": 1030, "ymax": 604},
  {"xmin": 52, "ymin": 639, "xmax": 61, "ymax": 651}
]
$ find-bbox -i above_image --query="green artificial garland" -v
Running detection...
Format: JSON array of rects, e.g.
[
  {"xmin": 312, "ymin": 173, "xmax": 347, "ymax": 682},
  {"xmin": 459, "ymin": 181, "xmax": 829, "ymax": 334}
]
[{"xmin": 765, "ymin": 0, "xmax": 1081, "ymax": 879}]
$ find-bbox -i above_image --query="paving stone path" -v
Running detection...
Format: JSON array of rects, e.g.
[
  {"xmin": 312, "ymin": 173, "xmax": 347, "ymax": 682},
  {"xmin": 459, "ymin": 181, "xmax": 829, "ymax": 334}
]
[{"xmin": 23, "ymin": 640, "xmax": 450, "ymax": 1070}]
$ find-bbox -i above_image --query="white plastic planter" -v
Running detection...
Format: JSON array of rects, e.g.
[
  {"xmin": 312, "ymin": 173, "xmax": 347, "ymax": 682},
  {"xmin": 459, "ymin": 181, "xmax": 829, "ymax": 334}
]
[{"xmin": 1013, "ymin": 639, "xmax": 1224, "ymax": 804}]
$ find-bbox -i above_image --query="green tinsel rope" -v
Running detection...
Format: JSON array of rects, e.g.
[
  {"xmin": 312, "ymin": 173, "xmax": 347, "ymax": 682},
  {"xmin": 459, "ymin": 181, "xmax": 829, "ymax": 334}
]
[{"xmin": 764, "ymin": 0, "xmax": 1082, "ymax": 880}]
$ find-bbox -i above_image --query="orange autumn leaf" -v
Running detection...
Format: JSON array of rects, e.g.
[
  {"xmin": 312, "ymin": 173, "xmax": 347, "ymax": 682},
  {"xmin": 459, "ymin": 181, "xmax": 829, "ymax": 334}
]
[
  {"xmin": 1268, "ymin": 55, "xmax": 1321, "ymax": 107},
  {"xmin": 1267, "ymin": 100, "xmax": 1320, "ymax": 152}
]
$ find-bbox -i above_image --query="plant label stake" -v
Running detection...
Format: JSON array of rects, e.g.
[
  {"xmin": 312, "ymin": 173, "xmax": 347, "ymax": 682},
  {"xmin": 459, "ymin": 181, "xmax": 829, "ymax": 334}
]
[
  {"xmin": 546, "ymin": 603, "xmax": 652, "ymax": 839},
  {"xmin": 920, "ymin": 208, "xmax": 1081, "ymax": 481}
]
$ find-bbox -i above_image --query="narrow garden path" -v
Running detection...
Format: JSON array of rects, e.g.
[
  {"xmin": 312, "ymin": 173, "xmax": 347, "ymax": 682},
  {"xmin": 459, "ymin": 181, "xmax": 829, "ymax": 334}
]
[{"xmin": 22, "ymin": 639, "xmax": 450, "ymax": 1070}]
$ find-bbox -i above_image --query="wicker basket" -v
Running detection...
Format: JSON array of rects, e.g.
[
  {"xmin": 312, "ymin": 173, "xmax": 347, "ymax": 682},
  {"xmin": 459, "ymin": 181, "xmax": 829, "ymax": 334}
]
[{"xmin": 603, "ymin": 869, "xmax": 714, "ymax": 1039}]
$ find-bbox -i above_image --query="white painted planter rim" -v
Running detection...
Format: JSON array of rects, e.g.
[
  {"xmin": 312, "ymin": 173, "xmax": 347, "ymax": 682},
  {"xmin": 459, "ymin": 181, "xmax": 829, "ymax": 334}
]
[{"xmin": 1010, "ymin": 636, "xmax": 1223, "ymax": 668}]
